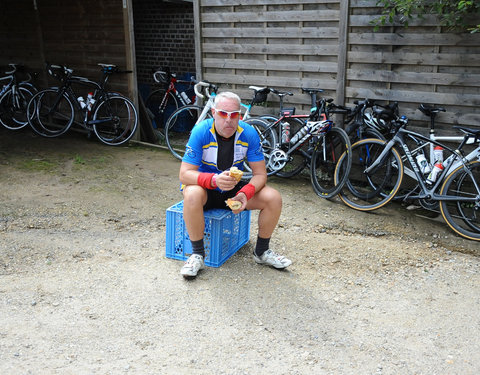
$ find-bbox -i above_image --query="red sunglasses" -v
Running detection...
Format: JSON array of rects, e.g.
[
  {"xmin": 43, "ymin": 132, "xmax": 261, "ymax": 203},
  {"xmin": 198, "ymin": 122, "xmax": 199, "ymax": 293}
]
[{"xmin": 215, "ymin": 109, "xmax": 241, "ymax": 119}]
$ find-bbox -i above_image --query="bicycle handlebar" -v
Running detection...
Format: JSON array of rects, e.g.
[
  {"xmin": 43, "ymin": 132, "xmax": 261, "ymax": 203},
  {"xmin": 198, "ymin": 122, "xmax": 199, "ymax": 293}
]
[{"xmin": 194, "ymin": 81, "xmax": 217, "ymax": 100}]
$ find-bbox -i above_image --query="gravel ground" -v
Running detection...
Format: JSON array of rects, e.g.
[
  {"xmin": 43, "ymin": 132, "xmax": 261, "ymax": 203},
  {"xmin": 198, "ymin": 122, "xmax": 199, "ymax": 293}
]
[{"xmin": 1, "ymin": 128, "xmax": 479, "ymax": 375}]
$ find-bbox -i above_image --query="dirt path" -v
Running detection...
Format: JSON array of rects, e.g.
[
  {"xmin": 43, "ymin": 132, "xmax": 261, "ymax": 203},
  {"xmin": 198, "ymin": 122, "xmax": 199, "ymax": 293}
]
[{"xmin": 1, "ymin": 128, "xmax": 479, "ymax": 374}]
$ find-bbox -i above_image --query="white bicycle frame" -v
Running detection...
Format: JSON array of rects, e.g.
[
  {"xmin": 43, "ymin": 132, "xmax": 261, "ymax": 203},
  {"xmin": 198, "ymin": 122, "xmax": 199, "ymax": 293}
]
[
  {"xmin": 191, "ymin": 81, "xmax": 216, "ymax": 125},
  {"xmin": 193, "ymin": 82, "xmax": 266, "ymax": 123},
  {"xmin": 428, "ymin": 131, "xmax": 475, "ymax": 165},
  {"xmin": 405, "ymin": 129, "xmax": 477, "ymax": 181}
]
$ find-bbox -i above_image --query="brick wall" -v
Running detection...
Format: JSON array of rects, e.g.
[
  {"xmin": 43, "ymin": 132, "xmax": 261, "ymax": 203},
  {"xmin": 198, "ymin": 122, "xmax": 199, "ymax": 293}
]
[{"xmin": 133, "ymin": 0, "xmax": 195, "ymax": 89}]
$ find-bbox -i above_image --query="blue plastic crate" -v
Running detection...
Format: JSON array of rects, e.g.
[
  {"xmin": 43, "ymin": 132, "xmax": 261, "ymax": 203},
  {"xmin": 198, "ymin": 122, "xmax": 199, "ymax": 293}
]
[{"xmin": 166, "ymin": 201, "xmax": 251, "ymax": 267}]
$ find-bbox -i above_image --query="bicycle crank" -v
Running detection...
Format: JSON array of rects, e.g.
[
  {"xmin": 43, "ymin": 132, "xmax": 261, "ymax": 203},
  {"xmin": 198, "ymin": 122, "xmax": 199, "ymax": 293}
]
[{"xmin": 267, "ymin": 149, "xmax": 288, "ymax": 172}]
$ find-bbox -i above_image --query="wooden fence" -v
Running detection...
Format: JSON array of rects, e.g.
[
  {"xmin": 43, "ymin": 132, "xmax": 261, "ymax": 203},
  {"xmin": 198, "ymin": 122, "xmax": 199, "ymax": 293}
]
[{"xmin": 195, "ymin": 0, "xmax": 480, "ymax": 133}]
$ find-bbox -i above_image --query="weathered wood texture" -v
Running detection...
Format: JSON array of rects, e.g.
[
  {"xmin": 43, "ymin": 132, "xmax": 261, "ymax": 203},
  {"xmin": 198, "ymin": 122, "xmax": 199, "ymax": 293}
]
[
  {"xmin": 0, "ymin": 0, "xmax": 131, "ymax": 95},
  {"xmin": 198, "ymin": 0, "xmax": 480, "ymax": 131}
]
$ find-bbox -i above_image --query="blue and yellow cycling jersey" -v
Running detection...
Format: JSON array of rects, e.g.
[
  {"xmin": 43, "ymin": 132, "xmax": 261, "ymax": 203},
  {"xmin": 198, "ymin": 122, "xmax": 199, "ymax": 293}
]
[{"xmin": 182, "ymin": 118, "xmax": 265, "ymax": 174}]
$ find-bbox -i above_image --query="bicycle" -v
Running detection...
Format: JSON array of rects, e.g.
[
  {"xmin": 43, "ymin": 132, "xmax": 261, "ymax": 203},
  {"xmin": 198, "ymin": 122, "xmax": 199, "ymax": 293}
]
[
  {"xmin": 145, "ymin": 67, "xmax": 195, "ymax": 133},
  {"xmin": 27, "ymin": 63, "xmax": 138, "ymax": 146},
  {"xmin": 341, "ymin": 99, "xmax": 390, "ymax": 143},
  {"xmin": 253, "ymin": 87, "xmax": 327, "ymax": 179},
  {"xmin": 0, "ymin": 64, "xmax": 37, "ymax": 130},
  {"xmin": 164, "ymin": 81, "xmax": 276, "ymax": 161},
  {"xmin": 252, "ymin": 95, "xmax": 353, "ymax": 198},
  {"xmin": 334, "ymin": 114, "xmax": 480, "ymax": 240}
]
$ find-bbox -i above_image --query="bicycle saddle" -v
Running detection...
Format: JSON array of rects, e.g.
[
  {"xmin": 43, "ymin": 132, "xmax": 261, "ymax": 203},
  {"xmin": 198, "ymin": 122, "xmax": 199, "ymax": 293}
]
[
  {"xmin": 419, "ymin": 103, "xmax": 446, "ymax": 117},
  {"xmin": 453, "ymin": 125, "xmax": 480, "ymax": 137}
]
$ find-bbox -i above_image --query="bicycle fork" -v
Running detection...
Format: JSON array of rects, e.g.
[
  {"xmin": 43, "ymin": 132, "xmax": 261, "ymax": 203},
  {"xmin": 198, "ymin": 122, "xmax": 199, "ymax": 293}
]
[{"xmin": 364, "ymin": 139, "xmax": 396, "ymax": 174}]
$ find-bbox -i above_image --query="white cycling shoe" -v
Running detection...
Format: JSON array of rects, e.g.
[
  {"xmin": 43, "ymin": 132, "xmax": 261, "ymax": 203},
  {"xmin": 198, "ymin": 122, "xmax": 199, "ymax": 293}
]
[
  {"xmin": 180, "ymin": 254, "xmax": 205, "ymax": 277},
  {"xmin": 253, "ymin": 249, "xmax": 292, "ymax": 269}
]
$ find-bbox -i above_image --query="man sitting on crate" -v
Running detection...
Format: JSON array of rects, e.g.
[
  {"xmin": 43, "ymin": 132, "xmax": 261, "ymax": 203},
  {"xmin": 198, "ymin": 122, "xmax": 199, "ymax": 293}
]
[{"xmin": 179, "ymin": 91, "xmax": 292, "ymax": 278}]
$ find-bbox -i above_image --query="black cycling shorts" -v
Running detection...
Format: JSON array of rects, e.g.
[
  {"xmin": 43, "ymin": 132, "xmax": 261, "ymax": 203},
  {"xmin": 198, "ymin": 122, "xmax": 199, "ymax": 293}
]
[{"xmin": 204, "ymin": 180, "xmax": 248, "ymax": 210}]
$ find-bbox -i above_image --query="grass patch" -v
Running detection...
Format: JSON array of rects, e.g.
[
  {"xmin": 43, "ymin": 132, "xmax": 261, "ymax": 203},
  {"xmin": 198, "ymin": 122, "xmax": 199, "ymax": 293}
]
[
  {"xmin": 72, "ymin": 154, "xmax": 111, "ymax": 171},
  {"xmin": 19, "ymin": 159, "xmax": 57, "ymax": 172},
  {"xmin": 74, "ymin": 154, "xmax": 86, "ymax": 165}
]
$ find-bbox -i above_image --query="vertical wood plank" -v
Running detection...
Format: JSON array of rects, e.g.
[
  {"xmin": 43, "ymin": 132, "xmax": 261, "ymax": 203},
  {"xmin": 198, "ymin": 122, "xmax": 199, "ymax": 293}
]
[
  {"xmin": 123, "ymin": 0, "xmax": 139, "ymax": 140},
  {"xmin": 336, "ymin": 0, "xmax": 349, "ymax": 106},
  {"xmin": 194, "ymin": 0, "xmax": 203, "ymax": 82}
]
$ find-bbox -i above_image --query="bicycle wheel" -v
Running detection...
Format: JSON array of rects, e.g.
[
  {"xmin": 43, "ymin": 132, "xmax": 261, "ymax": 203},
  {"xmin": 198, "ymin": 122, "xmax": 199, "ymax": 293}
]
[
  {"xmin": 335, "ymin": 138, "xmax": 403, "ymax": 211},
  {"xmin": 439, "ymin": 161, "xmax": 480, "ymax": 240},
  {"xmin": 0, "ymin": 86, "xmax": 34, "ymax": 130},
  {"xmin": 27, "ymin": 89, "xmax": 74, "ymax": 137},
  {"xmin": 93, "ymin": 94, "xmax": 138, "ymax": 146},
  {"xmin": 145, "ymin": 88, "xmax": 178, "ymax": 131},
  {"xmin": 165, "ymin": 105, "xmax": 212, "ymax": 160},
  {"xmin": 242, "ymin": 117, "xmax": 278, "ymax": 179},
  {"xmin": 310, "ymin": 127, "xmax": 352, "ymax": 199}
]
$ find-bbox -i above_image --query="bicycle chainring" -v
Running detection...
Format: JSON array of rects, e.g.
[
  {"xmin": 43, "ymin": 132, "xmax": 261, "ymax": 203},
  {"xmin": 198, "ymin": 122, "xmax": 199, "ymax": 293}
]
[
  {"xmin": 418, "ymin": 198, "xmax": 440, "ymax": 212},
  {"xmin": 268, "ymin": 149, "xmax": 288, "ymax": 172}
]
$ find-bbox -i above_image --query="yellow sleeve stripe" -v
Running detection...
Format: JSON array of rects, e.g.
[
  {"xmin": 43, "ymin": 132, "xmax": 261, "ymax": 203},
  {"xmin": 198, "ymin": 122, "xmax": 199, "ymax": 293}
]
[
  {"xmin": 203, "ymin": 141, "xmax": 218, "ymax": 149},
  {"xmin": 236, "ymin": 140, "xmax": 248, "ymax": 147}
]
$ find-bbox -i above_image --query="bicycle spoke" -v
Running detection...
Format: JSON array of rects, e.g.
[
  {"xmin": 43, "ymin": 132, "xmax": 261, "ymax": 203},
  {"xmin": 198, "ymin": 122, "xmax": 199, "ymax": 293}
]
[
  {"xmin": 93, "ymin": 95, "xmax": 138, "ymax": 146},
  {"xmin": 336, "ymin": 138, "xmax": 403, "ymax": 211},
  {"xmin": 440, "ymin": 161, "xmax": 480, "ymax": 240},
  {"xmin": 311, "ymin": 127, "xmax": 351, "ymax": 198}
]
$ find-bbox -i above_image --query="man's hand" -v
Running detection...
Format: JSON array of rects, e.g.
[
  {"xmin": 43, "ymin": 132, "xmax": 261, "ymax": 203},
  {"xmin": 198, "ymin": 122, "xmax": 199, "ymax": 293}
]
[
  {"xmin": 215, "ymin": 171, "xmax": 238, "ymax": 191},
  {"xmin": 230, "ymin": 193, "xmax": 247, "ymax": 213}
]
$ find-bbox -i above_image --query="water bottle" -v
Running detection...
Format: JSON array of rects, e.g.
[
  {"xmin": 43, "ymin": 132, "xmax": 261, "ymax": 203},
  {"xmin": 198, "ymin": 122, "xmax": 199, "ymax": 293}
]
[
  {"xmin": 87, "ymin": 92, "xmax": 95, "ymax": 111},
  {"xmin": 281, "ymin": 122, "xmax": 290, "ymax": 143},
  {"xmin": 442, "ymin": 153, "xmax": 456, "ymax": 171},
  {"xmin": 290, "ymin": 123, "xmax": 310, "ymax": 144},
  {"xmin": 180, "ymin": 91, "xmax": 191, "ymax": 104},
  {"xmin": 416, "ymin": 153, "xmax": 431, "ymax": 174},
  {"xmin": 77, "ymin": 96, "xmax": 86, "ymax": 109},
  {"xmin": 433, "ymin": 146, "xmax": 444, "ymax": 163},
  {"xmin": 426, "ymin": 162, "xmax": 444, "ymax": 185}
]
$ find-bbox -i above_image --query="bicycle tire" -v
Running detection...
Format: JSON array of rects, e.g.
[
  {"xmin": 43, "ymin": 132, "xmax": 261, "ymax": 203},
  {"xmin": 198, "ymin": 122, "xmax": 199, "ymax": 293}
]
[
  {"xmin": 439, "ymin": 161, "xmax": 480, "ymax": 240},
  {"xmin": 145, "ymin": 88, "xmax": 178, "ymax": 131},
  {"xmin": 27, "ymin": 89, "xmax": 74, "ymax": 137},
  {"xmin": 0, "ymin": 86, "xmax": 35, "ymax": 130},
  {"xmin": 241, "ymin": 117, "xmax": 278, "ymax": 179},
  {"xmin": 93, "ymin": 94, "xmax": 138, "ymax": 146},
  {"xmin": 335, "ymin": 138, "xmax": 403, "ymax": 211},
  {"xmin": 165, "ymin": 104, "xmax": 212, "ymax": 160},
  {"xmin": 310, "ymin": 127, "xmax": 352, "ymax": 199}
]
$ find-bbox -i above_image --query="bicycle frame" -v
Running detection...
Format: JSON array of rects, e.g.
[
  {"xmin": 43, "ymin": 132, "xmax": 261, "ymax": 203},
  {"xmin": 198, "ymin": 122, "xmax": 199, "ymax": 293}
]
[
  {"xmin": 0, "ymin": 75, "xmax": 13, "ymax": 95},
  {"xmin": 364, "ymin": 127, "xmax": 480, "ymax": 203},
  {"xmin": 50, "ymin": 70, "xmax": 124, "ymax": 128}
]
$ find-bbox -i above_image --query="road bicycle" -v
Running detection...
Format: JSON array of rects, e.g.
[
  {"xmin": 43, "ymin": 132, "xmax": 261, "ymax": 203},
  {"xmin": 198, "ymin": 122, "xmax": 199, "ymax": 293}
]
[
  {"xmin": 145, "ymin": 67, "xmax": 195, "ymax": 133},
  {"xmin": 334, "ymin": 114, "xmax": 480, "ymax": 240},
  {"xmin": 164, "ymin": 81, "xmax": 276, "ymax": 161},
  {"xmin": 27, "ymin": 63, "xmax": 138, "ymax": 146},
  {"xmin": 0, "ymin": 64, "xmax": 37, "ymax": 130},
  {"xmin": 251, "ymin": 94, "xmax": 353, "ymax": 198},
  {"xmin": 342, "ymin": 99, "xmax": 391, "ymax": 143},
  {"xmin": 253, "ymin": 87, "xmax": 327, "ymax": 178}
]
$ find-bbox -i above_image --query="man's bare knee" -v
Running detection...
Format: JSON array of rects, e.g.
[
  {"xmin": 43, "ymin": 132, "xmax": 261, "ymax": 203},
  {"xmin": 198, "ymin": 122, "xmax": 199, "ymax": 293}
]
[{"xmin": 183, "ymin": 185, "xmax": 207, "ymax": 207}]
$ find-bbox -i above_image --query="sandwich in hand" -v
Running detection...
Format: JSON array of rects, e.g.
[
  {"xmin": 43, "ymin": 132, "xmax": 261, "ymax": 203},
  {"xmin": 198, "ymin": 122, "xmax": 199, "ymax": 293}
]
[
  {"xmin": 225, "ymin": 198, "xmax": 242, "ymax": 211},
  {"xmin": 229, "ymin": 167, "xmax": 243, "ymax": 182}
]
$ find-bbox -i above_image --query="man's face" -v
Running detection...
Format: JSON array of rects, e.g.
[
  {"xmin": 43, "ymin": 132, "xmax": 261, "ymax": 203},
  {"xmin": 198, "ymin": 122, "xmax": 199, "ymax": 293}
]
[{"xmin": 212, "ymin": 98, "xmax": 241, "ymax": 138}]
